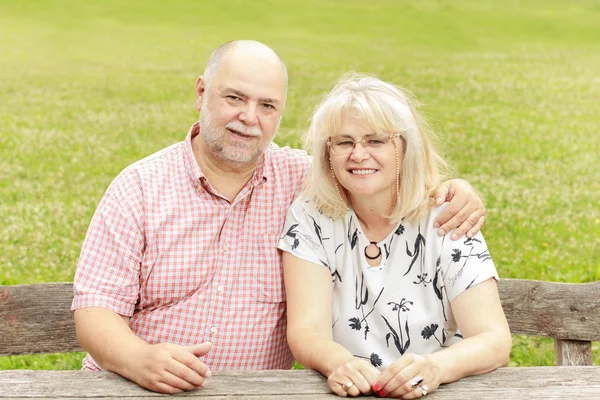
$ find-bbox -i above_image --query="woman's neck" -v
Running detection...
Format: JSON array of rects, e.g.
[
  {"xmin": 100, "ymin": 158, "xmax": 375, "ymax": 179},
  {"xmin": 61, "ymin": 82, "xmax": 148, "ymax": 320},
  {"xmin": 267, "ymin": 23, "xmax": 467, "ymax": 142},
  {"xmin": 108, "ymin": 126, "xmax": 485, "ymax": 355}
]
[{"xmin": 350, "ymin": 191, "xmax": 397, "ymax": 242}]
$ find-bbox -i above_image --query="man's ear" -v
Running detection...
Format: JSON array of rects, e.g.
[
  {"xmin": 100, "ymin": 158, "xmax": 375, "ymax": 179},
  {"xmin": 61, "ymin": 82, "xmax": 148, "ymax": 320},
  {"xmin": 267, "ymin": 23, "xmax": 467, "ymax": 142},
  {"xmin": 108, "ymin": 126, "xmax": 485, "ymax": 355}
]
[{"xmin": 195, "ymin": 76, "xmax": 206, "ymax": 111}]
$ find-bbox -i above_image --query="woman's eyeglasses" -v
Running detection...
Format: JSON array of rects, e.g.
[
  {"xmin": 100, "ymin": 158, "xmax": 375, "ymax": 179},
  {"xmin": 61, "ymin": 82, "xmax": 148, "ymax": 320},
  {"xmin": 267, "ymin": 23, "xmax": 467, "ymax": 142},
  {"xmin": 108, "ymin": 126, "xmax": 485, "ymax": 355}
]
[{"xmin": 327, "ymin": 133, "xmax": 401, "ymax": 156}]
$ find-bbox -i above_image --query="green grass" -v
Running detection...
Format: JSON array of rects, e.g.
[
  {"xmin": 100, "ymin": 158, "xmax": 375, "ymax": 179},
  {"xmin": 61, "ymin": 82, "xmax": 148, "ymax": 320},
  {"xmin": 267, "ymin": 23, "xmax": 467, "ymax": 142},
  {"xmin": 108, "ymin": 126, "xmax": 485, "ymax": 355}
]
[{"xmin": 1, "ymin": 0, "xmax": 598, "ymax": 369}]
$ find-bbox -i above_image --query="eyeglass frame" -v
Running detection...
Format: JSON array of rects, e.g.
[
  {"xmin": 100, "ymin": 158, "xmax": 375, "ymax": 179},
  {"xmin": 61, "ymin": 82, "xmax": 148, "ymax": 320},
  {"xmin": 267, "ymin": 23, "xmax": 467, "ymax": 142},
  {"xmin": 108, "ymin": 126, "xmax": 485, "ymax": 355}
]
[{"xmin": 327, "ymin": 133, "xmax": 403, "ymax": 156}]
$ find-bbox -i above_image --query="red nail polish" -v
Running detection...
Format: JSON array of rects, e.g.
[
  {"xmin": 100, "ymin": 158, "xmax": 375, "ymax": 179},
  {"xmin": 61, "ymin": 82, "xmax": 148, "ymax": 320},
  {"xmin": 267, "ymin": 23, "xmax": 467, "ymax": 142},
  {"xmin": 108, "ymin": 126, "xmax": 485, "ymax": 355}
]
[
  {"xmin": 373, "ymin": 383, "xmax": 381, "ymax": 392},
  {"xmin": 377, "ymin": 389, "xmax": 385, "ymax": 397}
]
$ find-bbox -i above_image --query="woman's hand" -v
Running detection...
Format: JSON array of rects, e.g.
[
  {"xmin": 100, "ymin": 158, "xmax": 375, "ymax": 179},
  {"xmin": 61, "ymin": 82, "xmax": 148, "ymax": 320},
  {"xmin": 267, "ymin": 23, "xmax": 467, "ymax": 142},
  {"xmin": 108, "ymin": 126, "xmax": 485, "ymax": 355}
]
[
  {"xmin": 328, "ymin": 358, "xmax": 381, "ymax": 397},
  {"xmin": 433, "ymin": 178, "xmax": 486, "ymax": 240},
  {"xmin": 372, "ymin": 353, "xmax": 441, "ymax": 399}
]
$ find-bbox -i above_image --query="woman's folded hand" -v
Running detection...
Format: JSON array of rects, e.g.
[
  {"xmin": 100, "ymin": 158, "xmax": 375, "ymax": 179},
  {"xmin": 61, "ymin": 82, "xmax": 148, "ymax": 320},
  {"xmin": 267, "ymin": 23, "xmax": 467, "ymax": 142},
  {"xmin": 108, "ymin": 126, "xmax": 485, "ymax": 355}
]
[{"xmin": 327, "ymin": 357, "xmax": 380, "ymax": 397}]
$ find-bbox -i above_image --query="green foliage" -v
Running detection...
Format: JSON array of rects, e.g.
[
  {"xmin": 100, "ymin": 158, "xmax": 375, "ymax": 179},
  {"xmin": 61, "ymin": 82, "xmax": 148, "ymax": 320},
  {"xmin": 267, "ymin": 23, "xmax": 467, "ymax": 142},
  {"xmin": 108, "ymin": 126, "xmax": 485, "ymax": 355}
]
[
  {"xmin": 1, "ymin": 0, "xmax": 598, "ymax": 369},
  {"xmin": 0, "ymin": 353, "xmax": 85, "ymax": 370}
]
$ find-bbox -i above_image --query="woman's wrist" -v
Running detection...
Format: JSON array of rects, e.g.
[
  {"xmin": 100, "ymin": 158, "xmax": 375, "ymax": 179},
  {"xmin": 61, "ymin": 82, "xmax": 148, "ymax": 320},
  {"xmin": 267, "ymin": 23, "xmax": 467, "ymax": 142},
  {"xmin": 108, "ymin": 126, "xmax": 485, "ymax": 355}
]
[{"xmin": 423, "ymin": 352, "xmax": 447, "ymax": 383}]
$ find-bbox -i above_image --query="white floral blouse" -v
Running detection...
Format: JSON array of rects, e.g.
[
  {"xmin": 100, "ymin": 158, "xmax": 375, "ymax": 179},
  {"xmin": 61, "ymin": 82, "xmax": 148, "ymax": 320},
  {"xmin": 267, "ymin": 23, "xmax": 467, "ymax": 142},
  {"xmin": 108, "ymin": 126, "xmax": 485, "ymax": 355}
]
[{"xmin": 277, "ymin": 195, "xmax": 499, "ymax": 369}]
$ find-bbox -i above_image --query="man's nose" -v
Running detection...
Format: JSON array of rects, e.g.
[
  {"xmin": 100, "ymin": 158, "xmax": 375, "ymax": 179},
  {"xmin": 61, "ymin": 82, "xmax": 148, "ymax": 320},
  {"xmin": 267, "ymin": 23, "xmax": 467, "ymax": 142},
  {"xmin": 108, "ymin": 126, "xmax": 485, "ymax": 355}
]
[{"xmin": 239, "ymin": 103, "xmax": 258, "ymax": 125}]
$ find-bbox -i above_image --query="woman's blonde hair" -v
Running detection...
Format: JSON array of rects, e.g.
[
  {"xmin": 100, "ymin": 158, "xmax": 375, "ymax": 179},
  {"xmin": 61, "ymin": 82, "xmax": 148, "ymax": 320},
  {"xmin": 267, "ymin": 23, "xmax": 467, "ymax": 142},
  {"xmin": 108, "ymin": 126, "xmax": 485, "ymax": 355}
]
[{"xmin": 304, "ymin": 73, "xmax": 448, "ymax": 223}]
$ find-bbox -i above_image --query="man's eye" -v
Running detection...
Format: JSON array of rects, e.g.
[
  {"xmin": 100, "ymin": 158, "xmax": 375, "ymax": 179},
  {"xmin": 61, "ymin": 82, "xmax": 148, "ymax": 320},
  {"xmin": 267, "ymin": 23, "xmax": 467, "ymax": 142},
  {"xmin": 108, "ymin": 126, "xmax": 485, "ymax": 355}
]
[
  {"xmin": 263, "ymin": 103, "xmax": 275, "ymax": 110},
  {"xmin": 227, "ymin": 96, "xmax": 241, "ymax": 101}
]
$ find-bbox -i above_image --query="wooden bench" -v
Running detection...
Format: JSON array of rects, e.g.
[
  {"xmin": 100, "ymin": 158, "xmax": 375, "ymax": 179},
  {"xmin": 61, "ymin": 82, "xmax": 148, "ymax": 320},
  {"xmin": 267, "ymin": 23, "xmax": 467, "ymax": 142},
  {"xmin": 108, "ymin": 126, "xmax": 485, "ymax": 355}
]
[
  {"xmin": 3, "ymin": 368, "xmax": 600, "ymax": 399},
  {"xmin": 1, "ymin": 279, "xmax": 599, "ymax": 365}
]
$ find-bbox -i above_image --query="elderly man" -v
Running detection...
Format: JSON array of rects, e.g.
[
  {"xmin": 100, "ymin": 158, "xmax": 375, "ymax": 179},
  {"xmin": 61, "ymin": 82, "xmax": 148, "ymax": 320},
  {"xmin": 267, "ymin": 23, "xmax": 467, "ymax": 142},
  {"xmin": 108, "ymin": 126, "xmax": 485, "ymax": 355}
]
[{"xmin": 72, "ymin": 40, "xmax": 486, "ymax": 394}]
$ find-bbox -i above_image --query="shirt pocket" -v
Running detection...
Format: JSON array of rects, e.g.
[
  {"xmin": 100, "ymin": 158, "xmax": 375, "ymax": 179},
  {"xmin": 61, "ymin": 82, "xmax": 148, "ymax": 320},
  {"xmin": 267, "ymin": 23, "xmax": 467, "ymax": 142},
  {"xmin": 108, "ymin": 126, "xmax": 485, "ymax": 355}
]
[{"xmin": 249, "ymin": 232, "xmax": 286, "ymax": 303}]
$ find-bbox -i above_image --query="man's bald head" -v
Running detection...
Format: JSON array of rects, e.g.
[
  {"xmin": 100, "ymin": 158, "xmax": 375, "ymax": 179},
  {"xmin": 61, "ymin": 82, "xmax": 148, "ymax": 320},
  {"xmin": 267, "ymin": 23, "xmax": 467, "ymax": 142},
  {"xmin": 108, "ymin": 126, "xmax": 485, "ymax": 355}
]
[{"xmin": 203, "ymin": 40, "xmax": 288, "ymax": 93}]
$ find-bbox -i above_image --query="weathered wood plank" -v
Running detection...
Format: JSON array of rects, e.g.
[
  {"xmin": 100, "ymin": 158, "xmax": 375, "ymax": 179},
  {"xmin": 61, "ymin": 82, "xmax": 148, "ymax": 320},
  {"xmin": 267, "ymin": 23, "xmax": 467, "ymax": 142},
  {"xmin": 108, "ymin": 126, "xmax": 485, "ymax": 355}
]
[
  {"xmin": 1, "ymin": 369, "xmax": 330, "ymax": 398},
  {"xmin": 555, "ymin": 339, "xmax": 593, "ymax": 366},
  {"xmin": 2, "ymin": 279, "xmax": 599, "ymax": 357},
  {"xmin": 498, "ymin": 279, "xmax": 600, "ymax": 341},
  {"xmin": 2, "ymin": 397, "xmax": 338, "ymax": 400},
  {"xmin": 0, "ymin": 283, "xmax": 82, "ymax": 355},
  {"xmin": 1, "ymin": 368, "xmax": 600, "ymax": 399},
  {"xmin": 8, "ymin": 390, "xmax": 597, "ymax": 400}
]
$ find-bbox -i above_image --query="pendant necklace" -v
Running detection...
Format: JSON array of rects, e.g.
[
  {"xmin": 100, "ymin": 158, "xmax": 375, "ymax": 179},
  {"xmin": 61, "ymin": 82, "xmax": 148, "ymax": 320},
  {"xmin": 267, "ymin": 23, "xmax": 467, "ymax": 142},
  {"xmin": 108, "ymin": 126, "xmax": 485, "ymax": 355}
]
[{"xmin": 364, "ymin": 241, "xmax": 382, "ymax": 260}]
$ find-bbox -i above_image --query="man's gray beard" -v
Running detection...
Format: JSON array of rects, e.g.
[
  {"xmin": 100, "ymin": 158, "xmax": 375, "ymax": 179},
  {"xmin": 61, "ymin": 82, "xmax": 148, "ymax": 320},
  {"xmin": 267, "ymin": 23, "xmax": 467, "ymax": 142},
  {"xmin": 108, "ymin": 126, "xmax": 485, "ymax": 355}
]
[{"xmin": 199, "ymin": 108, "xmax": 267, "ymax": 166}]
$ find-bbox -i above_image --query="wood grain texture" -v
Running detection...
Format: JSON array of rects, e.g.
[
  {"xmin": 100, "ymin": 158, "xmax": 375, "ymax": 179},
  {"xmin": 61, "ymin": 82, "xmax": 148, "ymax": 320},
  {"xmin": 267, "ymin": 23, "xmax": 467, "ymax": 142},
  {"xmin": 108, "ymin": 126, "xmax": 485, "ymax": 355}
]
[
  {"xmin": 0, "ymin": 283, "xmax": 82, "ymax": 356},
  {"xmin": 555, "ymin": 339, "xmax": 593, "ymax": 366},
  {"xmin": 1, "ymin": 279, "xmax": 599, "ymax": 358},
  {"xmin": 497, "ymin": 279, "xmax": 600, "ymax": 341},
  {"xmin": 1, "ymin": 368, "xmax": 600, "ymax": 399}
]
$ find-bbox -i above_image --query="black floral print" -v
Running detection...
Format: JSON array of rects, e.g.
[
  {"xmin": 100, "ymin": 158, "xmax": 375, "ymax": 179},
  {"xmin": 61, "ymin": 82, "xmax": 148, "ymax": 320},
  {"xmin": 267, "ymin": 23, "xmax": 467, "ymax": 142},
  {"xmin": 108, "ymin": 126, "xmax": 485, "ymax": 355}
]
[
  {"xmin": 350, "ymin": 272, "xmax": 384, "ymax": 340},
  {"xmin": 421, "ymin": 323, "xmax": 447, "ymax": 347},
  {"xmin": 354, "ymin": 352, "xmax": 383, "ymax": 367},
  {"xmin": 404, "ymin": 227, "xmax": 425, "ymax": 276},
  {"xmin": 348, "ymin": 215, "xmax": 359, "ymax": 249},
  {"xmin": 395, "ymin": 224, "xmax": 405, "ymax": 235},
  {"xmin": 451, "ymin": 248, "xmax": 462, "ymax": 262},
  {"xmin": 433, "ymin": 256, "xmax": 447, "ymax": 321},
  {"xmin": 382, "ymin": 298, "xmax": 413, "ymax": 355},
  {"xmin": 421, "ymin": 323, "xmax": 438, "ymax": 339},
  {"xmin": 308, "ymin": 214, "xmax": 328, "ymax": 244},
  {"xmin": 414, "ymin": 272, "xmax": 432, "ymax": 286},
  {"xmin": 282, "ymin": 224, "xmax": 300, "ymax": 250}
]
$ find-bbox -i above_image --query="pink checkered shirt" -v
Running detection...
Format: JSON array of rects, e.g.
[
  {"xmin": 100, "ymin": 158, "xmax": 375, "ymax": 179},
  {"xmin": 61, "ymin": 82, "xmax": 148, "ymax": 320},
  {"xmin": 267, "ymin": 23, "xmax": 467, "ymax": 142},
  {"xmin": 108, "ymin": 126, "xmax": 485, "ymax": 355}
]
[{"xmin": 72, "ymin": 122, "xmax": 310, "ymax": 370}]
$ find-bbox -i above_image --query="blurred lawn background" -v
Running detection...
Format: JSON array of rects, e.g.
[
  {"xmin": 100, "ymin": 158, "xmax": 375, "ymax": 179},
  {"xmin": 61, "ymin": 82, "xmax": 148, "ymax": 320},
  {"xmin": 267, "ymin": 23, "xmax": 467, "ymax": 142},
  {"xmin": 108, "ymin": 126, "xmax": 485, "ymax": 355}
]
[{"xmin": 0, "ymin": 0, "xmax": 598, "ymax": 369}]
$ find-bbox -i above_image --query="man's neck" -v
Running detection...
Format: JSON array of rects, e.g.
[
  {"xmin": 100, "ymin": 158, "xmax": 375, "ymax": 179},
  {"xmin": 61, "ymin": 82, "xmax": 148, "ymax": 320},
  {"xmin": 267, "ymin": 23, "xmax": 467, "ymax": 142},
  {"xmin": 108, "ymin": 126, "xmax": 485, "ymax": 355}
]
[{"xmin": 192, "ymin": 136, "xmax": 260, "ymax": 202}]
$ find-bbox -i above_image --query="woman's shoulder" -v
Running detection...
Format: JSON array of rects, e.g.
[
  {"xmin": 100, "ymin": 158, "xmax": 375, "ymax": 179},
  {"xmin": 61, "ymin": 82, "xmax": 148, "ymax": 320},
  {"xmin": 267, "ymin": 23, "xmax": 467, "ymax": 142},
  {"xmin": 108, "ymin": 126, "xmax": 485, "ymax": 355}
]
[
  {"xmin": 422, "ymin": 202, "xmax": 449, "ymax": 228},
  {"xmin": 289, "ymin": 194, "xmax": 340, "ymax": 224},
  {"xmin": 284, "ymin": 195, "xmax": 348, "ymax": 251},
  {"xmin": 399, "ymin": 203, "xmax": 450, "ymax": 242},
  {"xmin": 397, "ymin": 203, "xmax": 461, "ymax": 264},
  {"xmin": 288, "ymin": 194, "xmax": 319, "ymax": 221}
]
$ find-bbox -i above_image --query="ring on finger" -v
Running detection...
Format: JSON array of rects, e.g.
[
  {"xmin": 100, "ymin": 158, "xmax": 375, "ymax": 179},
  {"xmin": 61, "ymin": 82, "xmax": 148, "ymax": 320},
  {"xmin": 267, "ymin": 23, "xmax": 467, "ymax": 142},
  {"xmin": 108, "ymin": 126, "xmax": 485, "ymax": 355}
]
[
  {"xmin": 420, "ymin": 384, "xmax": 429, "ymax": 396},
  {"xmin": 342, "ymin": 381, "xmax": 353, "ymax": 392},
  {"xmin": 410, "ymin": 376, "xmax": 424, "ymax": 387}
]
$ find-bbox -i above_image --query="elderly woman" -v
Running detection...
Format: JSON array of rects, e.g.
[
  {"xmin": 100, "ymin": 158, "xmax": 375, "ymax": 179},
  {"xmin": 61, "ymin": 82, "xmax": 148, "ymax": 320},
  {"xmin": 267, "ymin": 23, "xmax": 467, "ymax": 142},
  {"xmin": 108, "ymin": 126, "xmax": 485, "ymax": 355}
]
[{"xmin": 278, "ymin": 75, "xmax": 511, "ymax": 398}]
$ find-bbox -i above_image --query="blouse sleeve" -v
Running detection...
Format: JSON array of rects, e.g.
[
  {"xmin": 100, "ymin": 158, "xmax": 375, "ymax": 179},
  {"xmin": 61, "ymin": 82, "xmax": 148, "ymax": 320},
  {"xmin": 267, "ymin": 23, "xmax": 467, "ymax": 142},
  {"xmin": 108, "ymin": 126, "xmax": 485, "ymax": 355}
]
[
  {"xmin": 277, "ymin": 196, "xmax": 330, "ymax": 271},
  {"xmin": 440, "ymin": 231, "xmax": 499, "ymax": 302}
]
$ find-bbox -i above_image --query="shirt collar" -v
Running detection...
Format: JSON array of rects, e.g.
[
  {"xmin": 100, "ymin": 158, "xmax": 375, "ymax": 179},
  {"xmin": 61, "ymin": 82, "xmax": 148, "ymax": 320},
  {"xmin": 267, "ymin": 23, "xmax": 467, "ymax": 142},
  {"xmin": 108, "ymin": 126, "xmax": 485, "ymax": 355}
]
[
  {"xmin": 183, "ymin": 122, "xmax": 205, "ymax": 186},
  {"xmin": 252, "ymin": 143, "xmax": 271, "ymax": 186}
]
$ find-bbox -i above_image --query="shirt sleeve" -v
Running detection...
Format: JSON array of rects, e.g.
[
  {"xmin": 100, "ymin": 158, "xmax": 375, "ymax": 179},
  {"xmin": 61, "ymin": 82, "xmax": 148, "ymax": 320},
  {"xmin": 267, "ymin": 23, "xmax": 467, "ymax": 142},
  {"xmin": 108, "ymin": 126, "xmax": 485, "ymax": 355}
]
[
  {"xmin": 71, "ymin": 170, "xmax": 146, "ymax": 316},
  {"xmin": 277, "ymin": 197, "xmax": 330, "ymax": 270},
  {"xmin": 440, "ymin": 231, "xmax": 499, "ymax": 303}
]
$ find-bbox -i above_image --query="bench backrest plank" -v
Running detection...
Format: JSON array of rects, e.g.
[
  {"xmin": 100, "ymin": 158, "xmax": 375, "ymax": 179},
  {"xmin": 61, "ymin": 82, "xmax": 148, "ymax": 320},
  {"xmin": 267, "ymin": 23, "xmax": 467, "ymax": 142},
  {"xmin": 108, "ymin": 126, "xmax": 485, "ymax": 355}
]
[
  {"xmin": 1, "ymin": 279, "xmax": 599, "ymax": 365},
  {"xmin": 0, "ymin": 283, "xmax": 82, "ymax": 356},
  {"xmin": 497, "ymin": 279, "xmax": 600, "ymax": 342}
]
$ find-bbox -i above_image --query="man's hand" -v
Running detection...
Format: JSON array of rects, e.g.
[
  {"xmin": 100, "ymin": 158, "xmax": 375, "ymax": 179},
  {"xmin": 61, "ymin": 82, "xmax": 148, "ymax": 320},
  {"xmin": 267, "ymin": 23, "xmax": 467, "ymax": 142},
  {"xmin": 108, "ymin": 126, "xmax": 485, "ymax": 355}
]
[
  {"xmin": 130, "ymin": 342, "xmax": 213, "ymax": 394},
  {"xmin": 433, "ymin": 179, "xmax": 486, "ymax": 240},
  {"xmin": 74, "ymin": 307, "xmax": 213, "ymax": 394}
]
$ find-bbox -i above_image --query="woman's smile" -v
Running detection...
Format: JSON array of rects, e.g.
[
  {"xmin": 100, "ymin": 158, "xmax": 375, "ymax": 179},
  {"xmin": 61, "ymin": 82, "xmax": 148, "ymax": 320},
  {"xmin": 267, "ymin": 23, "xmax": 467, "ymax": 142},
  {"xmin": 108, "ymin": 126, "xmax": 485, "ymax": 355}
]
[{"xmin": 348, "ymin": 168, "xmax": 378, "ymax": 176}]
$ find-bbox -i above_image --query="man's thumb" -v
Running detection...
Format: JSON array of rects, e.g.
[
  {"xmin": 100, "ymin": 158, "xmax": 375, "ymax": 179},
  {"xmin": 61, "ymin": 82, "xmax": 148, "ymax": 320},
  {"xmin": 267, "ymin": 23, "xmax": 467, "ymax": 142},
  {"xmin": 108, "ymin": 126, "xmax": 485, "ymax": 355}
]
[{"xmin": 186, "ymin": 342, "xmax": 212, "ymax": 357}]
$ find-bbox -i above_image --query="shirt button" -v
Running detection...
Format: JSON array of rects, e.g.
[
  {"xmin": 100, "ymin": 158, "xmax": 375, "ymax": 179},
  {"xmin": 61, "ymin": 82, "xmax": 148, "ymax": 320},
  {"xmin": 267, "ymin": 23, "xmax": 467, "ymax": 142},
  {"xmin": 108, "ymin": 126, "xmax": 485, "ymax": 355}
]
[
  {"xmin": 217, "ymin": 285, "xmax": 224, "ymax": 293},
  {"xmin": 222, "ymin": 245, "xmax": 228, "ymax": 252},
  {"xmin": 210, "ymin": 326, "xmax": 217, "ymax": 334}
]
